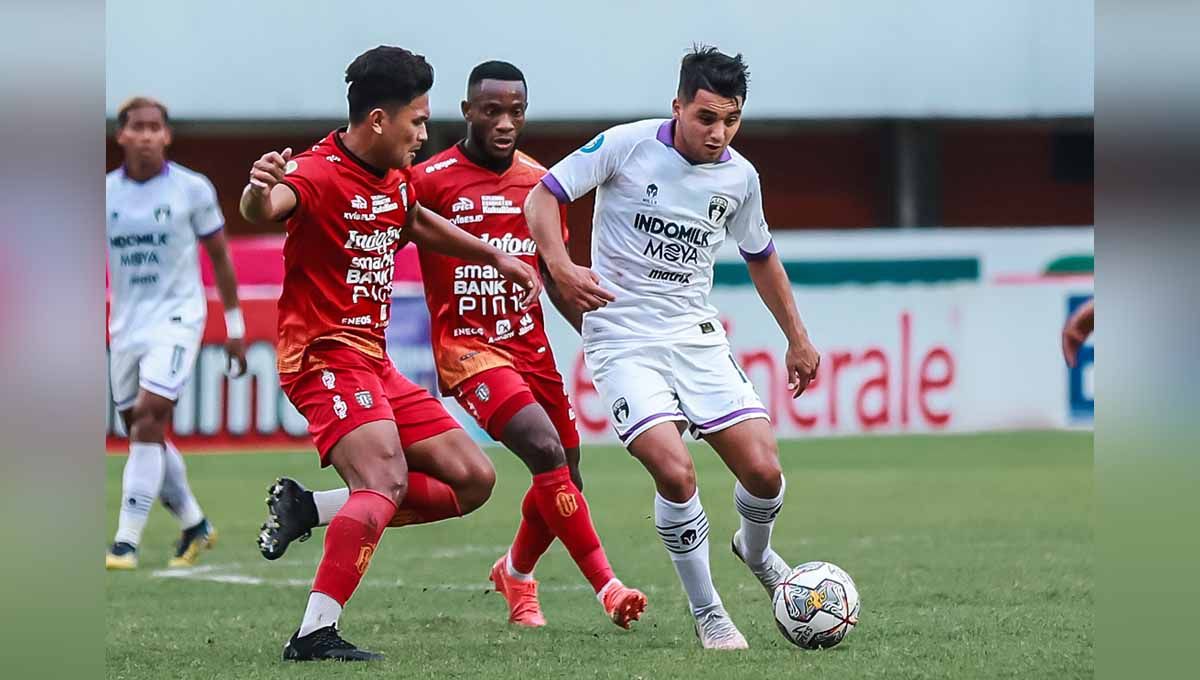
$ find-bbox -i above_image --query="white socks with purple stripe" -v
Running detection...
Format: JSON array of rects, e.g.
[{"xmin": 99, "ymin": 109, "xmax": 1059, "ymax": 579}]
[
  {"xmin": 733, "ymin": 476, "xmax": 786, "ymax": 567},
  {"xmin": 115, "ymin": 442, "xmax": 165, "ymax": 547},
  {"xmin": 655, "ymin": 490, "xmax": 721, "ymax": 615}
]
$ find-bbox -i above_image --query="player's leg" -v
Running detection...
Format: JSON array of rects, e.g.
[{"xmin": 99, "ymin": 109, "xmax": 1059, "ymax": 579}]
[
  {"xmin": 675, "ymin": 342, "xmax": 789, "ymax": 597},
  {"xmin": 285, "ymin": 419, "xmax": 403, "ymax": 661},
  {"xmin": 277, "ymin": 349, "xmax": 406, "ymax": 661},
  {"xmin": 159, "ymin": 439, "xmax": 218, "ymax": 567}
]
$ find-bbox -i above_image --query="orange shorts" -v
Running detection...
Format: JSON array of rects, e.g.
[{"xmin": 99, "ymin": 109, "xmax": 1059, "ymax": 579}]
[
  {"xmin": 281, "ymin": 342, "xmax": 461, "ymax": 465},
  {"xmin": 454, "ymin": 365, "xmax": 580, "ymax": 449}
]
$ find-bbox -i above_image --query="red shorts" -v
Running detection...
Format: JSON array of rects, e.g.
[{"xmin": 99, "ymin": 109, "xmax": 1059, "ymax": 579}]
[
  {"xmin": 280, "ymin": 342, "xmax": 461, "ymax": 465},
  {"xmin": 454, "ymin": 365, "xmax": 580, "ymax": 449}
]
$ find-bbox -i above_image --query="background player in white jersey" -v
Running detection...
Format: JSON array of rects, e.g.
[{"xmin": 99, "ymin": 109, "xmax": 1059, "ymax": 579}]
[
  {"xmin": 106, "ymin": 97, "xmax": 247, "ymax": 570},
  {"xmin": 525, "ymin": 46, "xmax": 821, "ymax": 649}
]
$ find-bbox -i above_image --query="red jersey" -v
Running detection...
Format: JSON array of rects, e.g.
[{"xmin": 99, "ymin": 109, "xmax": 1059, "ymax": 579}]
[
  {"xmin": 276, "ymin": 130, "xmax": 416, "ymax": 373},
  {"xmin": 411, "ymin": 144, "xmax": 568, "ymax": 393}
]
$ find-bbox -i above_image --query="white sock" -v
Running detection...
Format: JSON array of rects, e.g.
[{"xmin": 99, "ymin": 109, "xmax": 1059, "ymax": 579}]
[
  {"xmin": 733, "ymin": 476, "xmax": 786, "ymax": 566},
  {"xmin": 160, "ymin": 440, "xmax": 205, "ymax": 529},
  {"xmin": 115, "ymin": 442, "xmax": 166, "ymax": 547},
  {"xmin": 505, "ymin": 551, "xmax": 534, "ymax": 582},
  {"xmin": 298, "ymin": 591, "xmax": 342, "ymax": 637},
  {"xmin": 313, "ymin": 488, "xmax": 350, "ymax": 526},
  {"xmin": 655, "ymin": 491, "xmax": 721, "ymax": 616}
]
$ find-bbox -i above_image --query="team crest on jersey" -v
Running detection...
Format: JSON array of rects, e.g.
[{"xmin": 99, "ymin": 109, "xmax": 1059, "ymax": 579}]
[
  {"xmin": 397, "ymin": 182, "xmax": 409, "ymax": 210},
  {"xmin": 153, "ymin": 205, "xmax": 172, "ymax": 224},
  {"xmin": 708, "ymin": 196, "xmax": 730, "ymax": 225},
  {"xmin": 643, "ymin": 184, "xmax": 659, "ymax": 205},
  {"xmin": 612, "ymin": 398, "xmax": 629, "ymax": 424},
  {"xmin": 321, "ymin": 370, "xmax": 336, "ymax": 389},
  {"xmin": 332, "ymin": 395, "xmax": 348, "ymax": 420},
  {"xmin": 354, "ymin": 390, "xmax": 373, "ymax": 408},
  {"xmin": 475, "ymin": 383, "xmax": 490, "ymax": 403}
]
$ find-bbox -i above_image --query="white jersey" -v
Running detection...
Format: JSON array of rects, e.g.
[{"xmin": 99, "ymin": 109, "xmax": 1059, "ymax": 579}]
[
  {"xmin": 106, "ymin": 162, "xmax": 224, "ymax": 350},
  {"xmin": 544, "ymin": 118, "xmax": 772, "ymax": 348}
]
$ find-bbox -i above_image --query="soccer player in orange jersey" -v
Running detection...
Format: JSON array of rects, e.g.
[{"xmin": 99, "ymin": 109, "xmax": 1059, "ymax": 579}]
[
  {"xmin": 257, "ymin": 61, "xmax": 646, "ymax": 631},
  {"xmin": 240, "ymin": 47, "xmax": 542, "ymax": 661}
]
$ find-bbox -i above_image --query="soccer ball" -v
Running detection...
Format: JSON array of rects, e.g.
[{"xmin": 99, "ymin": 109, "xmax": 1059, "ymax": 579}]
[{"xmin": 772, "ymin": 561, "xmax": 860, "ymax": 649}]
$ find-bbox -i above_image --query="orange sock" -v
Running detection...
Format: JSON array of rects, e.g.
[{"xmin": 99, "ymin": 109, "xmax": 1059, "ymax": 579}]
[
  {"xmin": 388, "ymin": 472, "xmax": 462, "ymax": 527},
  {"xmin": 529, "ymin": 466, "xmax": 615, "ymax": 593},
  {"xmin": 312, "ymin": 489, "xmax": 394, "ymax": 604},
  {"xmin": 509, "ymin": 486, "xmax": 556, "ymax": 575}
]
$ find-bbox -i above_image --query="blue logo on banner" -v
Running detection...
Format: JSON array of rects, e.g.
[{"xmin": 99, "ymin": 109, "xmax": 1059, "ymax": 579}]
[
  {"xmin": 1066, "ymin": 294, "xmax": 1094, "ymax": 422},
  {"xmin": 580, "ymin": 134, "xmax": 605, "ymax": 153}
]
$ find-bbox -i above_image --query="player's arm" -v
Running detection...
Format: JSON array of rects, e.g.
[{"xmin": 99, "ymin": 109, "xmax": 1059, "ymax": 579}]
[
  {"xmin": 1062, "ymin": 298, "xmax": 1094, "ymax": 367},
  {"xmin": 199, "ymin": 230, "xmax": 247, "ymax": 376},
  {"xmin": 239, "ymin": 148, "xmax": 296, "ymax": 223},
  {"xmin": 406, "ymin": 204, "xmax": 543, "ymax": 307},
  {"xmin": 525, "ymin": 183, "xmax": 614, "ymax": 311},
  {"xmin": 540, "ymin": 258, "xmax": 583, "ymax": 333},
  {"xmin": 745, "ymin": 251, "xmax": 819, "ymax": 397}
]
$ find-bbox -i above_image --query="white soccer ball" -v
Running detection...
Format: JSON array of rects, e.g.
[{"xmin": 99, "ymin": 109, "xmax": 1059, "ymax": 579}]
[{"xmin": 772, "ymin": 561, "xmax": 860, "ymax": 649}]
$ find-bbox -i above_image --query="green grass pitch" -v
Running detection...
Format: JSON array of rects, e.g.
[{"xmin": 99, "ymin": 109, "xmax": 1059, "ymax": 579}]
[{"xmin": 105, "ymin": 431, "xmax": 1092, "ymax": 679}]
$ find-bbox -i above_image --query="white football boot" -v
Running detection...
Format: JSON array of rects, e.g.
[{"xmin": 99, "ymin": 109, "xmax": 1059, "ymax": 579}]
[
  {"xmin": 693, "ymin": 604, "xmax": 749, "ymax": 650},
  {"xmin": 731, "ymin": 529, "xmax": 791, "ymax": 597}
]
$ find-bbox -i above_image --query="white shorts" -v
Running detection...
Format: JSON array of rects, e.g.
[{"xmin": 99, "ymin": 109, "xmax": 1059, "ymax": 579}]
[
  {"xmin": 109, "ymin": 328, "xmax": 202, "ymax": 411},
  {"xmin": 585, "ymin": 341, "xmax": 769, "ymax": 445}
]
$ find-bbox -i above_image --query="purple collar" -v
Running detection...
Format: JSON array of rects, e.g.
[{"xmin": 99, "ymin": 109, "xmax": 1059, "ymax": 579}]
[
  {"xmin": 656, "ymin": 119, "xmax": 732, "ymax": 164},
  {"xmin": 120, "ymin": 161, "xmax": 170, "ymax": 183}
]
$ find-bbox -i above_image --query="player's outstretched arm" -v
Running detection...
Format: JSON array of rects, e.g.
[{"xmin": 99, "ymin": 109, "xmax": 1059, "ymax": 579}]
[
  {"xmin": 1062, "ymin": 298, "xmax": 1094, "ymax": 368},
  {"xmin": 239, "ymin": 148, "xmax": 296, "ymax": 224},
  {"xmin": 407, "ymin": 204, "xmax": 543, "ymax": 307},
  {"xmin": 746, "ymin": 251, "xmax": 820, "ymax": 397},
  {"xmin": 200, "ymin": 230, "xmax": 247, "ymax": 376},
  {"xmin": 524, "ymin": 183, "xmax": 614, "ymax": 312}
]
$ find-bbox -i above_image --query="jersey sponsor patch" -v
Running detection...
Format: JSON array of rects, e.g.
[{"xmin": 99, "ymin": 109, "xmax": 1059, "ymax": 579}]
[{"xmin": 580, "ymin": 134, "xmax": 605, "ymax": 153}]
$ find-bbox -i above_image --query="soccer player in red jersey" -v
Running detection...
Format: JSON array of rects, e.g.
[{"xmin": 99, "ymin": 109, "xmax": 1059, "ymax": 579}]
[
  {"xmin": 256, "ymin": 61, "xmax": 647, "ymax": 631},
  {"xmin": 239, "ymin": 47, "xmax": 542, "ymax": 662}
]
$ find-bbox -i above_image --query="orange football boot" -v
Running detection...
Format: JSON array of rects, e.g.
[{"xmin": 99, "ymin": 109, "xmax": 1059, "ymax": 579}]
[
  {"xmin": 600, "ymin": 580, "xmax": 647, "ymax": 629},
  {"xmin": 489, "ymin": 555, "xmax": 547, "ymax": 627}
]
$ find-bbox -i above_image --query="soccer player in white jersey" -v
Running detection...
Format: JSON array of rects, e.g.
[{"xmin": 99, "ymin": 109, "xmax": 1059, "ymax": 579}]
[
  {"xmin": 524, "ymin": 47, "xmax": 821, "ymax": 649},
  {"xmin": 105, "ymin": 97, "xmax": 247, "ymax": 570}
]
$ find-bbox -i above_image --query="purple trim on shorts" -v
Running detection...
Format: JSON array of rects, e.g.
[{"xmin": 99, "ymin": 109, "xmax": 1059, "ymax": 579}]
[
  {"xmin": 139, "ymin": 378, "xmax": 180, "ymax": 400},
  {"xmin": 695, "ymin": 406, "xmax": 769, "ymax": 432},
  {"xmin": 656, "ymin": 119, "xmax": 733, "ymax": 164},
  {"xmin": 740, "ymin": 239, "xmax": 776, "ymax": 262},
  {"xmin": 540, "ymin": 173, "xmax": 570, "ymax": 204},
  {"xmin": 618, "ymin": 412, "xmax": 687, "ymax": 442}
]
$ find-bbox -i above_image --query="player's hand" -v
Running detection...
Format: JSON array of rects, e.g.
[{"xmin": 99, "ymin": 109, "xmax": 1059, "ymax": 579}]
[
  {"xmin": 1061, "ymin": 299, "xmax": 1094, "ymax": 368},
  {"xmin": 786, "ymin": 337, "xmax": 820, "ymax": 398},
  {"xmin": 495, "ymin": 255, "xmax": 544, "ymax": 309},
  {"xmin": 248, "ymin": 148, "xmax": 292, "ymax": 195},
  {"xmin": 549, "ymin": 262, "xmax": 616, "ymax": 312},
  {"xmin": 225, "ymin": 337, "xmax": 248, "ymax": 377}
]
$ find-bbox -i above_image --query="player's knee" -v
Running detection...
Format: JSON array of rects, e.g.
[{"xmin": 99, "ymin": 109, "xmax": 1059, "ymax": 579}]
[
  {"xmin": 523, "ymin": 428, "xmax": 567, "ymax": 472},
  {"xmin": 654, "ymin": 457, "xmax": 697, "ymax": 501},
  {"xmin": 455, "ymin": 456, "xmax": 496, "ymax": 515},
  {"xmin": 741, "ymin": 441, "xmax": 783, "ymax": 497},
  {"xmin": 364, "ymin": 442, "xmax": 409, "ymax": 505},
  {"xmin": 128, "ymin": 408, "xmax": 167, "ymax": 443}
]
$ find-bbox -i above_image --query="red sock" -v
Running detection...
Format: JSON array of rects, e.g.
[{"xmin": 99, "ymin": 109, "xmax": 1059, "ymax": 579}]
[
  {"xmin": 529, "ymin": 466, "xmax": 615, "ymax": 593},
  {"xmin": 388, "ymin": 472, "xmax": 462, "ymax": 527},
  {"xmin": 508, "ymin": 486, "xmax": 555, "ymax": 575},
  {"xmin": 312, "ymin": 489, "xmax": 395, "ymax": 604}
]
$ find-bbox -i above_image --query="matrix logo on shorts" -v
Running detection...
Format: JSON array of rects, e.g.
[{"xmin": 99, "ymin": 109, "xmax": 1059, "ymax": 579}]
[{"xmin": 612, "ymin": 397, "xmax": 629, "ymax": 424}]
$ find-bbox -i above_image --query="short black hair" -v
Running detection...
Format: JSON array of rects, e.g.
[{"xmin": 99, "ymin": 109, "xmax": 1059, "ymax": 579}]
[
  {"xmin": 345, "ymin": 46, "xmax": 434, "ymax": 123},
  {"xmin": 467, "ymin": 60, "xmax": 527, "ymax": 97},
  {"xmin": 677, "ymin": 45, "xmax": 750, "ymax": 103},
  {"xmin": 117, "ymin": 96, "xmax": 169, "ymax": 128}
]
